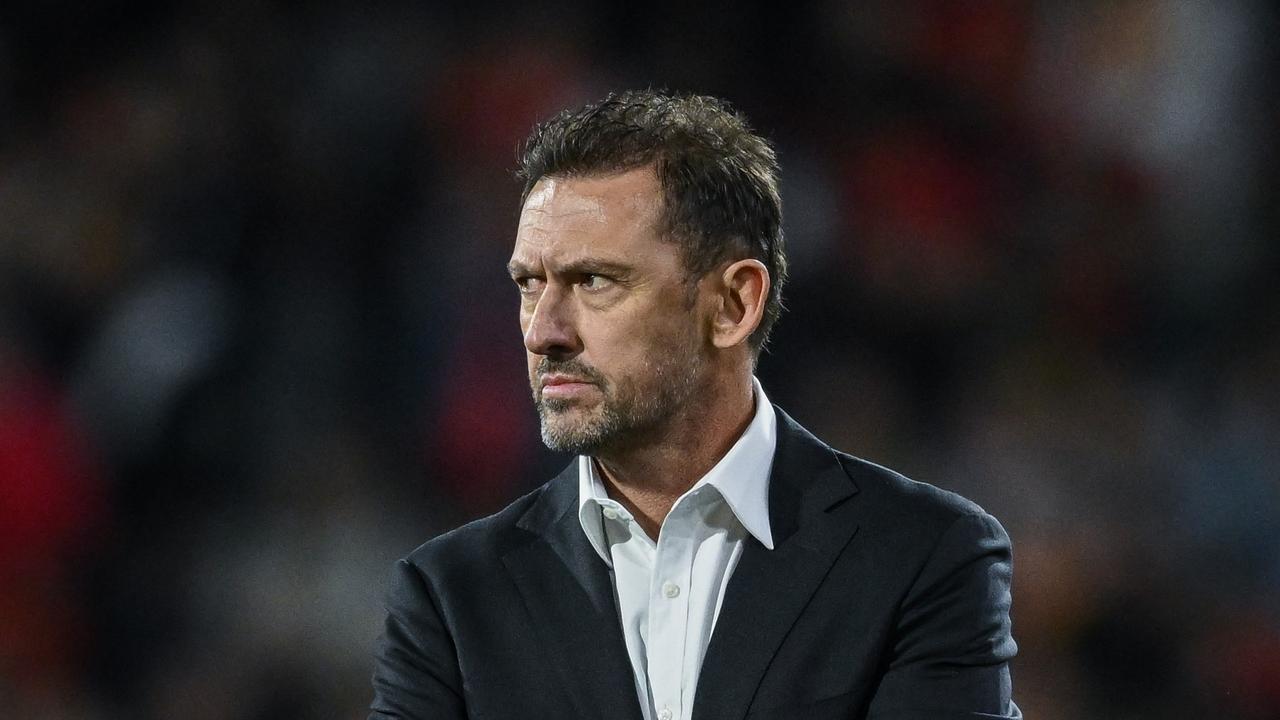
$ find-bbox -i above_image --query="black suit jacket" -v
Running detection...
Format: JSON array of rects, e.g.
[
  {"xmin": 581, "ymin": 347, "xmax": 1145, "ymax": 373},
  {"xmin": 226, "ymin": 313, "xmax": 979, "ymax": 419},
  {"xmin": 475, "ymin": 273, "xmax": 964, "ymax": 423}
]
[{"xmin": 370, "ymin": 408, "xmax": 1020, "ymax": 719}]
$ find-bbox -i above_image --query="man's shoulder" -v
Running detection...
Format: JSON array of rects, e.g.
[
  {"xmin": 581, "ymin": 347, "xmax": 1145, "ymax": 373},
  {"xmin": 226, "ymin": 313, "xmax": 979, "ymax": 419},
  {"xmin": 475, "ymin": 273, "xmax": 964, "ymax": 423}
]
[
  {"xmin": 838, "ymin": 450, "xmax": 986, "ymax": 516},
  {"xmin": 827, "ymin": 446, "xmax": 1005, "ymax": 549},
  {"xmin": 775, "ymin": 406, "xmax": 996, "ymax": 534}
]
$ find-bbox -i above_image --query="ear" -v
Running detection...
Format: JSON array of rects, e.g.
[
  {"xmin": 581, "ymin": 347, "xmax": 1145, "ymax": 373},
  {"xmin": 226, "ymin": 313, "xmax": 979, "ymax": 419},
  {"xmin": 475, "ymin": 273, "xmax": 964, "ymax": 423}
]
[{"xmin": 709, "ymin": 258, "xmax": 770, "ymax": 350}]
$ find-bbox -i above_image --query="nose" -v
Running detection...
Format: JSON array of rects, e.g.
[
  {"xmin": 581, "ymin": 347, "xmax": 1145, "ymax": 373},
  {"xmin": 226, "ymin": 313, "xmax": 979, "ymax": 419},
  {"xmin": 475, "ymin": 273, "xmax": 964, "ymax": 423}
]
[{"xmin": 523, "ymin": 285, "xmax": 581, "ymax": 359}]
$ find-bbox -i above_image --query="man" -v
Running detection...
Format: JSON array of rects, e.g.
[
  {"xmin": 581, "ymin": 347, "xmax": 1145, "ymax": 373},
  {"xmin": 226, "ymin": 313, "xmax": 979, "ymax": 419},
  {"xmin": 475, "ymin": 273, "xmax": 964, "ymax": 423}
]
[{"xmin": 370, "ymin": 90, "xmax": 1020, "ymax": 720}]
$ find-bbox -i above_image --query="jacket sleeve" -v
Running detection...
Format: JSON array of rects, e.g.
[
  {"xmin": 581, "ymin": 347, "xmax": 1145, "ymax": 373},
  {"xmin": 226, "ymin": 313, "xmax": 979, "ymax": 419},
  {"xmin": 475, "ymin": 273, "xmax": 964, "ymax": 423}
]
[
  {"xmin": 369, "ymin": 558, "xmax": 468, "ymax": 719},
  {"xmin": 867, "ymin": 511, "xmax": 1021, "ymax": 720}
]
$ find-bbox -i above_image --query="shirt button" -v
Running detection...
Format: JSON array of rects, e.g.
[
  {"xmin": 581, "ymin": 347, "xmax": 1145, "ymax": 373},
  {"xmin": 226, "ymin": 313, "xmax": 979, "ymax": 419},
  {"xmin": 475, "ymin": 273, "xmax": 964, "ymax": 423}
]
[
  {"xmin": 658, "ymin": 707, "xmax": 673, "ymax": 720},
  {"xmin": 602, "ymin": 507, "xmax": 619, "ymax": 520},
  {"xmin": 662, "ymin": 582, "xmax": 680, "ymax": 599}
]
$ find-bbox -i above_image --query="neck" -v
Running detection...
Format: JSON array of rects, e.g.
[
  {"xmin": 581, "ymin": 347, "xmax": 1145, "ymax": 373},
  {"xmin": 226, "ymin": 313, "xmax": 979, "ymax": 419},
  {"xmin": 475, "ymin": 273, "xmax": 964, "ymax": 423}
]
[{"xmin": 593, "ymin": 370, "xmax": 755, "ymax": 539}]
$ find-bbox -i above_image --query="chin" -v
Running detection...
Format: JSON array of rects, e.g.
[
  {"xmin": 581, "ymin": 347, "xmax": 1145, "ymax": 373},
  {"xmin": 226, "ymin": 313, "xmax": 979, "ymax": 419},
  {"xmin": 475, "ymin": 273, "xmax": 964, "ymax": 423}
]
[
  {"xmin": 540, "ymin": 427, "xmax": 603, "ymax": 455},
  {"xmin": 539, "ymin": 410, "xmax": 616, "ymax": 454}
]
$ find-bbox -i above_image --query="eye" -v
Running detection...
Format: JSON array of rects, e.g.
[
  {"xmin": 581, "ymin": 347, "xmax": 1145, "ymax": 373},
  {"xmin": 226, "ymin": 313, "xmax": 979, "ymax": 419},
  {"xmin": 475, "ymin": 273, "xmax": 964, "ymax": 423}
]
[
  {"xmin": 580, "ymin": 274, "xmax": 611, "ymax": 291},
  {"xmin": 513, "ymin": 276, "xmax": 544, "ymax": 294}
]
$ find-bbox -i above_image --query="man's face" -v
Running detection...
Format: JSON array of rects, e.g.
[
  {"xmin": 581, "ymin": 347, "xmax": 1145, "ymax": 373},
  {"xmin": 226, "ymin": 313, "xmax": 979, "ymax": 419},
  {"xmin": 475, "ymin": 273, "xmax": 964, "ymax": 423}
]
[{"xmin": 508, "ymin": 167, "xmax": 709, "ymax": 455}]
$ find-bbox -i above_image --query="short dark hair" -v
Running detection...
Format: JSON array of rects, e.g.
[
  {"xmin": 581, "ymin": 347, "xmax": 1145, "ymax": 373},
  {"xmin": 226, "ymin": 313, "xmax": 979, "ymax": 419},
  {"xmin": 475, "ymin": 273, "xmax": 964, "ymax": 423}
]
[{"xmin": 516, "ymin": 90, "xmax": 787, "ymax": 354}]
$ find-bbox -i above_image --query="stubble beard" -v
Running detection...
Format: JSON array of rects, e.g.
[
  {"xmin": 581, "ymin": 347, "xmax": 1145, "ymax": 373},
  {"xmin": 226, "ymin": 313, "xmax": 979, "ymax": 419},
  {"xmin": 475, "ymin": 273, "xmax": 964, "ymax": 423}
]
[{"xmin": 533, "ymin": 351, "xmax": 702, "ymax": 456}]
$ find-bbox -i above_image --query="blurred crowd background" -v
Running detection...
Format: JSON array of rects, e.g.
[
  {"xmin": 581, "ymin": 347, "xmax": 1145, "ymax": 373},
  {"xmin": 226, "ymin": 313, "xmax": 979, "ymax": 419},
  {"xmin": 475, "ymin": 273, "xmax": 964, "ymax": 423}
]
[{"xmin": 1, "ymin": 1, "xmax": 1277, "ymax": 718}]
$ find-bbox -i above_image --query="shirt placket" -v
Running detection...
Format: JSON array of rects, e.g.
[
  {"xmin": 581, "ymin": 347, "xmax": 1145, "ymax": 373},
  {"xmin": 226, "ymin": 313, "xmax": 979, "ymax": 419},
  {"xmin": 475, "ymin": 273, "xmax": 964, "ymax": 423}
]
[
  {"xmin": 647, "ymin": 501, "xmax": 695, "ymax": 720},
  {"xmin": 603, "ymin": 500, "xmax": 656, "ymax": 720}
]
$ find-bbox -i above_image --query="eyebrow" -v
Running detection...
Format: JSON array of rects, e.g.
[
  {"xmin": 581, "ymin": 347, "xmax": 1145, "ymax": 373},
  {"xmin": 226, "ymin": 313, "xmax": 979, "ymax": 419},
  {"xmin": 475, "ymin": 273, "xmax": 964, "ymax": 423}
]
[{"xmin": 506, "ymin": 259, "xmax": 634, "ymax": 278}]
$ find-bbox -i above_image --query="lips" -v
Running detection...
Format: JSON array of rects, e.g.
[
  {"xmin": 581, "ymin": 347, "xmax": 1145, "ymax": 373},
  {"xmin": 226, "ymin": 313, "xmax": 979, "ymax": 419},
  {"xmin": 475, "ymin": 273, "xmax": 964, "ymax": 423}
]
[
  {"xmin": 540, "ymin": 375, "xmax": 597, "ymax": 399},
  {"xmin": 542, "ymin": 375, "xmax": 590, "ymax": 386}
]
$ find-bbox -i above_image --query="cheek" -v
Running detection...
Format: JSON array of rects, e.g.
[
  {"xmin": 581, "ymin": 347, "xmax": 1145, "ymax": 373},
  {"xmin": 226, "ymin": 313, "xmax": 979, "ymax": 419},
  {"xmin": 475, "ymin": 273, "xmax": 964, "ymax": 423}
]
[
  {"xmin": 580, "ymin": 287, "xmax": 702, "ymax": 364},
  {"xmin": 598, "ymin": 316, "xmax": 694, "ymax": 371},
  {"xmin": 639, "ymin": 299, "xmax": 704, "ymax": 350},
  {"xmin": 576, "ymin": 323, "xmax": 637, "ymax": 379}
]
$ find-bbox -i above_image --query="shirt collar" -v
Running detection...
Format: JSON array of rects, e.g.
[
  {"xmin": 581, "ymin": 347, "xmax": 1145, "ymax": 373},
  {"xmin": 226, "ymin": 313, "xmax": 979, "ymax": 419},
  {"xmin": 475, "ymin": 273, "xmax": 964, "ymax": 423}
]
[{"xmin": 577, "ymin": 377, "xmax": 778, "ymax": 564}]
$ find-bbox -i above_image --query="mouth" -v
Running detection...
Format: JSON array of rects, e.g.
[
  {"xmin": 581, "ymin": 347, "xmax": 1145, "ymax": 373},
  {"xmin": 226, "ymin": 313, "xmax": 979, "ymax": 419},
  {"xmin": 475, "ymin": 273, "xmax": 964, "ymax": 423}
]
[{"xmin": 539, "ymin": 375, "xmax": 597, "ymax": 400}]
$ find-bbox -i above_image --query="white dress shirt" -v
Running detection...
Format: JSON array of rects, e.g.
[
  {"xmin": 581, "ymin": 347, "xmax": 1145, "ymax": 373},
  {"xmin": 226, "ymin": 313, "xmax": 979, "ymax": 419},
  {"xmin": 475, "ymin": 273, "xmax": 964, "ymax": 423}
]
[{"xmin": 577, "ymin": 377, "xmax": 778, "ymax": 720}]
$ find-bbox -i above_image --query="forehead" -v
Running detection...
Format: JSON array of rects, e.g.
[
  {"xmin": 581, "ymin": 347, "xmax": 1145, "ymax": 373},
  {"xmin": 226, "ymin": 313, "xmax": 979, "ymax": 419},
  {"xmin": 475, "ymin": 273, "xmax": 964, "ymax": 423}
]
[{"xmin": 511, "ymin": 167, "xmax": 669, "ymax": 266}]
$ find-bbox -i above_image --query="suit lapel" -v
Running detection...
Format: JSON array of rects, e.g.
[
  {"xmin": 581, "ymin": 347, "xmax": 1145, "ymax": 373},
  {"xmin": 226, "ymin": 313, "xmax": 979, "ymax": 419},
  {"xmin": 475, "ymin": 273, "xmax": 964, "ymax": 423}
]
[
  {"xmin": 692, "ymin": 409, "xmax": 861, "ymax": 720},
  {"xmin": 502, "ymin": 463, "xmax": 645, "ymax": 720}
]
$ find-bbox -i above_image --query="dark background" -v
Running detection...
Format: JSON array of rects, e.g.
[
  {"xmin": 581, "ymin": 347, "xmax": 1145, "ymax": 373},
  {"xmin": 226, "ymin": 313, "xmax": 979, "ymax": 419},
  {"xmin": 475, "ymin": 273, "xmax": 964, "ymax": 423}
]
[{"xmin": 1, "ymin": 2, "xmax": 1277, "ymax": 718}]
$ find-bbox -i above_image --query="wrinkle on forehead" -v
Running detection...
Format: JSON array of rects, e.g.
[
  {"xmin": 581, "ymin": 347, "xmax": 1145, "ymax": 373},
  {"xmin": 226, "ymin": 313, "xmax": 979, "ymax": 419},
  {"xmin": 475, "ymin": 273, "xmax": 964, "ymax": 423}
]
[
  {"xmin": 521, "ymin": 178, "xmax": 610, "ymax": 224},
  {"xmin": 517, "ymin": 184, "xmax": 610, "ymax": 251},
  {"xmin": 513, "ymin": 170, "xmax": 665, "ymax": 258}
]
